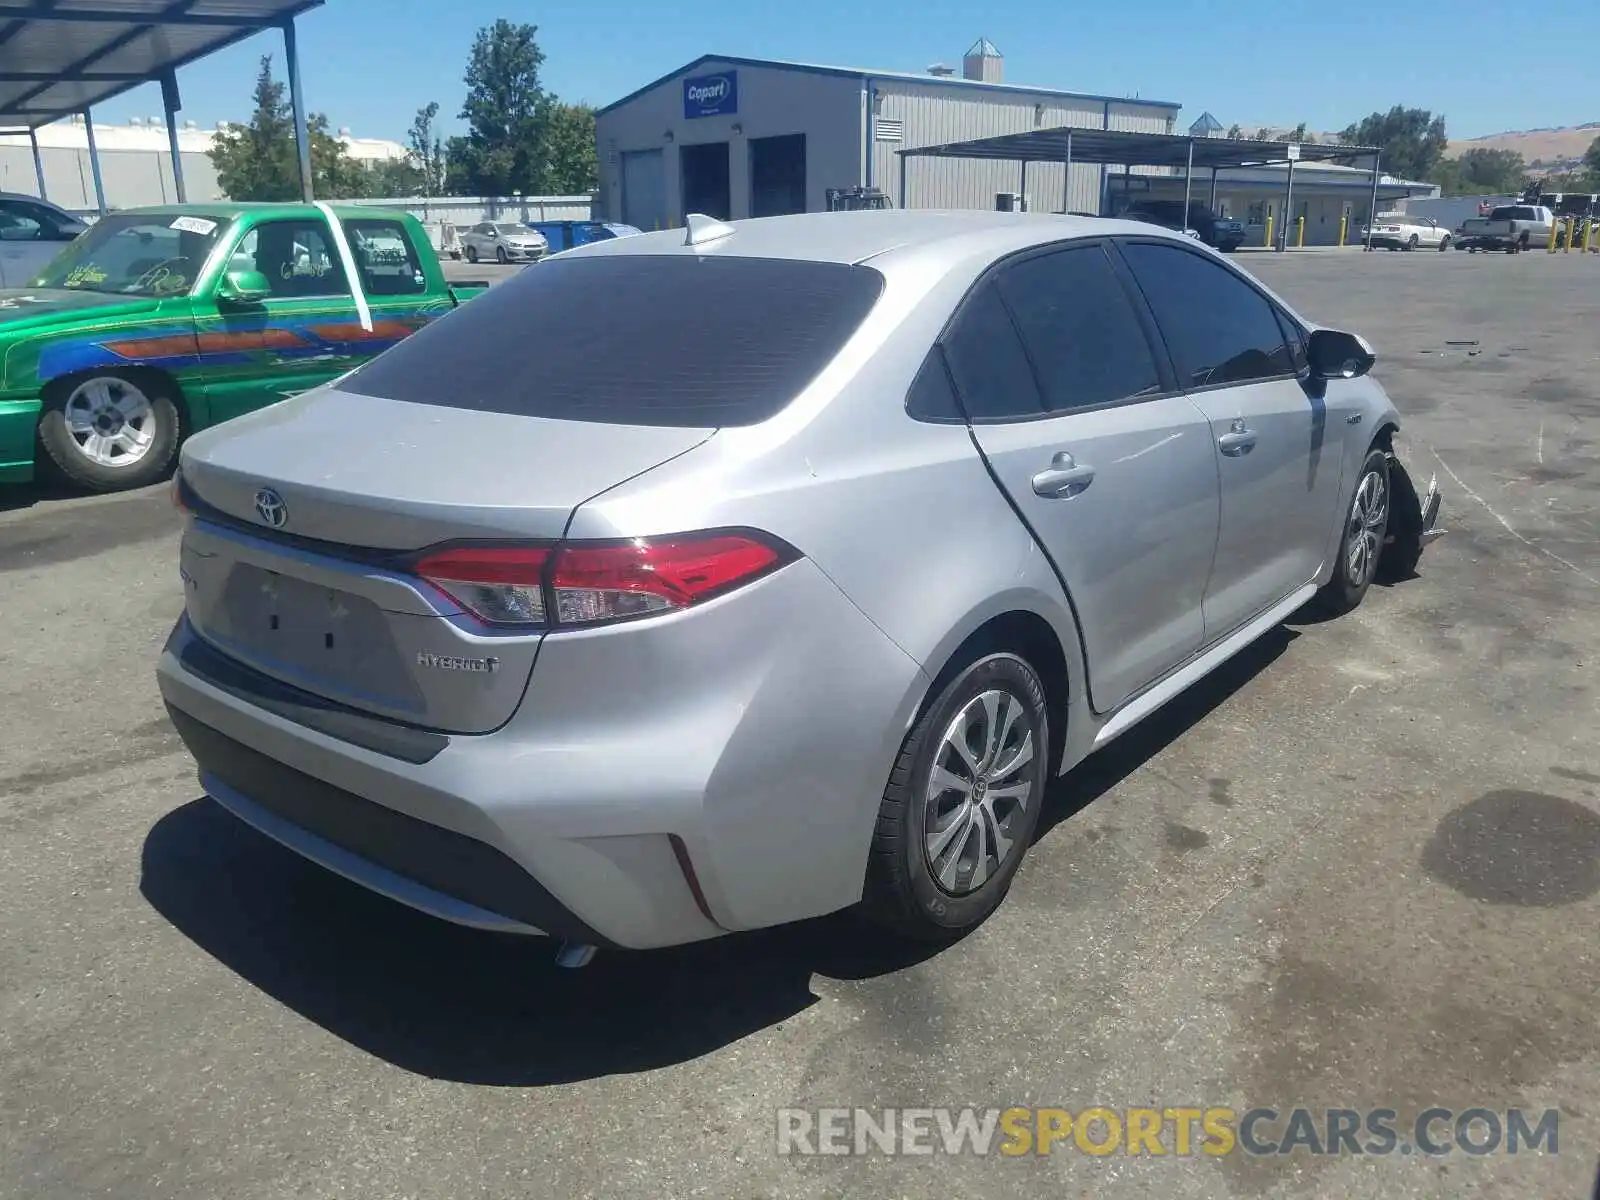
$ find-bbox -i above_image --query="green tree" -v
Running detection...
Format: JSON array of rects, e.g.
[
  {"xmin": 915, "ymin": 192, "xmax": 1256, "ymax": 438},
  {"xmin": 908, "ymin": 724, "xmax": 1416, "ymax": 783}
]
[
  {"xmin": 447, "ymin": 20, "xmax": 549, "ymax": 195},
  {"xmin": 1288, "ymin": 122, "xmax": 1317, "ymax": 145},
  {"xmin": 1339, "ymin": 106, "xmax": 1448, "ymax": 181},
  {"xmin": 408, "ymin": 101, "xmax": 449, "ymax": 197},
  {"xmin": 362, "ymin": 156, "xmax": 426, "ymax": 197},
  {"xmin": 1455, "ymin": 147, "xmax": 1528, "ymax": 193},
  {"xmin": 209, "ymin": 55, "xmax": 366, "ymax": 199},
  {"xmin": 542, "ymin": 101, "xmax": 597, "ymax": 194},
  {"xmin": 1226, "ymin": 123, "xmax": 1242, "ymax": 139},
  {"xmin": 1585, "ymin": 134, "xmax": 1600, "ymax": 180}
]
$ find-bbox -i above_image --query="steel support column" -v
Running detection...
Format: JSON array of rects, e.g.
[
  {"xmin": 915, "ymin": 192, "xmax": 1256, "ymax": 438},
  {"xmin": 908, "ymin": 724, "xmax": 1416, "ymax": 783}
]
[
  {"xmin": 1062, "ymin": 128, "xmax": 1073, "ymax": 213},
  {"xmin": 28, "ymin": 126, "xmax": 45, "ymax": 198},
  {"xmin": 1279, "ymin": 156, "xmax": 1296, "ymax": 251},
  {"xmin": 82, "ymin": 109, "xmax": 106, "ymax": 215},
  {"xmin": 1020, "ymin": 160, "xmax": 1028, "ymax": 211},
  {"xmin": 1181, "ymin": 137, "xmax": 1195, "ymax": 233},
  {"xmin": 161, "ymin": 71, "xmax": 185, "ymax": 202},
  {"xmin": 1364, "ymin": 153, "xmax": 1381, "ymax": 251},
  {"xmin": 897, "ymin": 150, "xmax": 907, "ymax": 210},
  {"xmin": 283, "ymin": 17, "xmax": 314, "ymax": 201},
  {"xmin": 1208, "ymin": 165, "xmax": 1218, "ymax": 212}
]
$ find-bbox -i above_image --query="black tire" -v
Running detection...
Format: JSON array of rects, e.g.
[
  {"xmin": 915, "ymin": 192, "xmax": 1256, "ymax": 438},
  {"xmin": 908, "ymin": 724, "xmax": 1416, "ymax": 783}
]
[
  {"xmin": 1406, "ymin": 234, "xmax": 1418, "ymax": 251},
  {"xmin": 1438, "ymin": 235, "xmax": 1451, "ymax": 251},
  {"xmin": 465, "ymin": 244, "xmax": 479, "ymax": 263},
  {"xmin": 1309, "ymin": 446, "xmax": 1391, "ymax": 618},
  {"xmin": 37, "ymin": 370, "xmax": 181, "ymax": 493},
  {"xmin": 496, "ymin": 245, "xmax": 509, "ymax": 264},
  {"xmin": 861, "ymin": 651, "xmax": 1050, "ymax": 941}
]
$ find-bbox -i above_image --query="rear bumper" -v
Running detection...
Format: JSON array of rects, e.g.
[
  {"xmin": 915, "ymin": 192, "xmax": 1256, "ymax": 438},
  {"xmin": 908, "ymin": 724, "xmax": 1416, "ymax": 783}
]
[{"xmin": 157, "ymin": 557, "xmax": 929, "ymax": 949}]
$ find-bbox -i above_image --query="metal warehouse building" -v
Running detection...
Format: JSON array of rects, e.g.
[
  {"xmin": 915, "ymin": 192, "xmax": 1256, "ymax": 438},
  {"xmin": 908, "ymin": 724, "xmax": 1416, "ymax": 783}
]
[{"xmin": 594, "ymin": 40, "xmax": 1180, "ymax": 230}]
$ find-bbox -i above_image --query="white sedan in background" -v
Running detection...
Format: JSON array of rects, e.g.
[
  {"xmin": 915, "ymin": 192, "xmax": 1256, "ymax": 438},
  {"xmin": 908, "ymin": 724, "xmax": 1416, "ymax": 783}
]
[
  {"xmin": 457, "ymin": 221, "xmax": 548, "ymax": 264},
  {"xmin": 1362, "ymin": 212, "xmax": 1452, "ymax": 251}
]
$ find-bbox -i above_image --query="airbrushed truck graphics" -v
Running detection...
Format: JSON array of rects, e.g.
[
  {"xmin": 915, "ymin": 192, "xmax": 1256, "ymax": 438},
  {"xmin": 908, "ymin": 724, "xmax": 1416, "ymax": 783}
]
[{"xmin": 0, "ymin": 202, "xmax": 486, "ymax": 492}]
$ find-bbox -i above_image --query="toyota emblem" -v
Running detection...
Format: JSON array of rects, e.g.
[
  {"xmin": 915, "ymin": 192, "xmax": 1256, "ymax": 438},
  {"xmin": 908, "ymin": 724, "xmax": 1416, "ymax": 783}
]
[{"xmin": 254, "ymin": 487, "xmax": 288, "ymax": 529}]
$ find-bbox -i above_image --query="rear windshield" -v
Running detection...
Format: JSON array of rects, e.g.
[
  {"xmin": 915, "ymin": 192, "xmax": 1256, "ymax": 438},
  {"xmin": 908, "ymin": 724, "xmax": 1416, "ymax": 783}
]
[
  {"xmin": 1488, "ymin": 206, "xmax": 1537, "ymax": 221},
  {"xmin": 344, "ymin": 253, "xmax": 886, "ymax": 427}
]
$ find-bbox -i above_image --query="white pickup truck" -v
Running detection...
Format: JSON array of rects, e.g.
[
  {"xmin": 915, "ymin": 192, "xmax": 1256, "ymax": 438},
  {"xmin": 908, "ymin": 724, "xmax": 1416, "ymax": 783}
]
[{"xmin": 1454, "ymin": 204, "xmax": 1554, "ymax": 253}]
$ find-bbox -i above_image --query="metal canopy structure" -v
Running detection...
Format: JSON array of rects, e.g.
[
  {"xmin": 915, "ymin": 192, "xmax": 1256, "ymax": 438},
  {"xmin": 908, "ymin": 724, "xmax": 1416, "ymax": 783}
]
[
  {"xmin": 0, "ymin": 0, "xmax": 324, "ymax": 209},
  {"xmin": 898, "ymin": 126, "xmax": 1391, "ymax": 250}
]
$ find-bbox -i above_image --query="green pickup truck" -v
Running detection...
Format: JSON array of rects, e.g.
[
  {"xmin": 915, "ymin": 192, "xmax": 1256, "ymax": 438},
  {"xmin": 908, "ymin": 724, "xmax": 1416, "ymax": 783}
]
[{"xmin": 0, "ymin": 202, "xmax": 487, "ymax": 492}]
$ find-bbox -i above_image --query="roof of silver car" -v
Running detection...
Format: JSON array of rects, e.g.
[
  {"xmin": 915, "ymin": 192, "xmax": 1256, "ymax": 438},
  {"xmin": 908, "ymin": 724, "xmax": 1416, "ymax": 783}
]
[{"xmin": 560, "ymin": 209, "xmax": 1184, "ymax": 267}]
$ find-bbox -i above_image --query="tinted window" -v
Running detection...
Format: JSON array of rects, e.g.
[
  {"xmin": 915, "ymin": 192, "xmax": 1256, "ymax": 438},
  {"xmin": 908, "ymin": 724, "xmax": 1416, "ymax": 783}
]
[
  {"xmin": 905, "ymin": 351, "xmax": 963, "ymax": 422},
  {"xmin": 1274, "ymin": 307, "xmax": 1308, "ymax": 374},
  {"xmin": 232, "ymin": 220, "xmax": 350, "ymax": 299},
  {"xmin": 996, "ymin": 245, "xmax": 1162, "ymax": 412},
  {"xmin": 939, "ymin": 280, "xmax": 1044, "ymax": 421},
  {"xmin": 1119, "ymin": 242, "xmax": 1295, "ymax": 388},
  {"xmin": 347, "ymin": 218, "xmax": 426, "ymax": 296},
  {"xmin": 344, "ymin": 254, "xmax": 885, "ymax": 427}
]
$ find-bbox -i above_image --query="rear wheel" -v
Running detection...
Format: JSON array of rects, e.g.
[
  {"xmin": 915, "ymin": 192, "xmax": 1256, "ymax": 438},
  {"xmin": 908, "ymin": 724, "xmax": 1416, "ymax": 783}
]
[
  {"xmin": 1309, "ymin": 446, "xmax": 1390, "ymax": 618},
  {"xmin": 1438, "ymin": 235, "xmax": 1451, "ymax": 251},
  {"xmin": 37, "ymin": 371, "xmax": 180, "ymax": 492},
  {"xmin": 1406, "ymin": 234, "xmax": 1419, "ymax": 251},
  {"xmin": 862, "ymin": 652, "xmax": 1050, "ymax": 940},
  {"xmin": 465, "ymin": 244, "xmax": 479, "ymax": 263}
]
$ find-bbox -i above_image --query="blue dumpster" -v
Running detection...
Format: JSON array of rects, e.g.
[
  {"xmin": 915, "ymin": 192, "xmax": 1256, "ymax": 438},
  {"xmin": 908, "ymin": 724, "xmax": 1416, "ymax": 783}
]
[{"xmin": 526, "ymin": 220, "xmax": 644, "ymax": 253}]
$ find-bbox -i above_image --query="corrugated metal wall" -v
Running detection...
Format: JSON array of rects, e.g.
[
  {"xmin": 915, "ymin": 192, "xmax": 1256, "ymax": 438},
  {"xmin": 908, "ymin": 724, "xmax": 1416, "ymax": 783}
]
[
  {"xmin": 877, "ymin": 83, "xmax": 1177, "ymax": 215},
  {"xmin": 0, "ymin": 144, "xmax": 218, "ymax": 210}
]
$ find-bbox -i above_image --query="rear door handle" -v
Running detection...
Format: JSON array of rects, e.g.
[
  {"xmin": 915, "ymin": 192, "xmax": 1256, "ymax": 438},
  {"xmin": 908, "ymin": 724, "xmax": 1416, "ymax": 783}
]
[
  {"xmin": 1031, "ymin": 451, "xmax": 1096, "ymax": 498},
  {"xmin": 1217, "ymin": 421, "xmax": 1257, "ymax": 456}
]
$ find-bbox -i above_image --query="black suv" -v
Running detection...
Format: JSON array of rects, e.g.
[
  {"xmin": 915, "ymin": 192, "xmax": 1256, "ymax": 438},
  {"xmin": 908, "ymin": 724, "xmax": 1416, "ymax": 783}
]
[{"xmin": 1118, "ymin": 200, "xmax": 1246, "ymax": 252}]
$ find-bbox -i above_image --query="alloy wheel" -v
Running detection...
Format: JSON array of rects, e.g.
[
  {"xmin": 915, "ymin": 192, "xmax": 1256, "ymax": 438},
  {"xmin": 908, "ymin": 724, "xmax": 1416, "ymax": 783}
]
[
  {"xmin": 1345, "ymin": 467, "xmax": 1389, "ymax": 588},
  {"xmin": 62, "ymin": 376, "xmax": 155, "ymax": 469},
  {"xmin": 923, "ymin": 689, "xmax": 1037, "ymax": 895}
]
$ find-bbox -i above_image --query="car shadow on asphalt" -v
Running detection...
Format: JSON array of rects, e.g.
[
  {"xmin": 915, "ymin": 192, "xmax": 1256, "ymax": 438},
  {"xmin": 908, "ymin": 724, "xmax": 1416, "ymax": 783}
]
[
  {"xmin": 139, "ymin": 798, "xmax": 942, "ymax": 1087},
  {"xmin": 139, "ymin": 626, "xmax": 1297, "ymax": 1088}
]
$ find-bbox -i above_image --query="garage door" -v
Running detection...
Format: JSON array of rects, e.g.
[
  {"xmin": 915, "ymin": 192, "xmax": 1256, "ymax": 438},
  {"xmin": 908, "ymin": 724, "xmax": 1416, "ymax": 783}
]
[{"xmin": 621, "ymin": 149, "xmax": 667, "ymax": 231}]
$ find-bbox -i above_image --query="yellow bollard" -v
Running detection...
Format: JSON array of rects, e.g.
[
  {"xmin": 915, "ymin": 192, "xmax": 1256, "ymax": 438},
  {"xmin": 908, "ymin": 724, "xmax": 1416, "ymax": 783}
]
[
  {"xmin": 1264, "ymin": 214, "xmax": 1274, "ymax": 248},
  {"xmin": 1547, "ymin": 219, "xmax": 1559, "ymax": 253},
  {"xmin": 1563, "ymin": 216, "xmax": 1575, "ymax": 253},
  {"xmin": 1338, "ymin": 215, "xmax": 1347, "ymax": 247},
  {"xmin": 1295, "ymin": 216, "xmax": 1305, "ymax": 248}
]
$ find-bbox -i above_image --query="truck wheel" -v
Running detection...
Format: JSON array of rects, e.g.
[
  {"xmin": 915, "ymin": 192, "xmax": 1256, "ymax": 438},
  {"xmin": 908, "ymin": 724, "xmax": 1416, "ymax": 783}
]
[{"xmin": 37, "ymin": 371, "xmax": 181, "ymax": 493}]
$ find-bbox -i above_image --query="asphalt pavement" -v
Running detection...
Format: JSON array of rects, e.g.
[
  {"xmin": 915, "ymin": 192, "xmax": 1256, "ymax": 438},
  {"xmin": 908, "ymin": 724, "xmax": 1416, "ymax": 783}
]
[{"xmin": 1, "ymin": 248, "xmax": 1598, "ymax": 1199}]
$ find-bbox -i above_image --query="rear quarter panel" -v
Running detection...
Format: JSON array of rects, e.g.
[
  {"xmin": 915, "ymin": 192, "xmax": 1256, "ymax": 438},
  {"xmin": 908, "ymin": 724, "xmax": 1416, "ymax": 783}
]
[{"xmin": 568, "ymin": 243, "xmax": 1098, "ymax": 770}]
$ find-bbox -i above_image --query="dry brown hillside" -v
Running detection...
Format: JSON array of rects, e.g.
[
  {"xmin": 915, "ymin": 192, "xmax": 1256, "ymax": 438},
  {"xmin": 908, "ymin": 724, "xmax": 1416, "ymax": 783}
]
[
  {"xmin": 1444, "ymin": 125, "xmax": 1599, "ymax": 166},
  {"xmin": 1238, "ymin": 123, "xmax": 1598, "ymax": 169}
]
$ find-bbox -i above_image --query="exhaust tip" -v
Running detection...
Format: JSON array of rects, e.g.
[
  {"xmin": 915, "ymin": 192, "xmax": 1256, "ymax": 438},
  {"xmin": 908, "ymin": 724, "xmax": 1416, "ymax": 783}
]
[{"xmin": 555, "ymin": 941, "xmax": 598, "ymax": 969}]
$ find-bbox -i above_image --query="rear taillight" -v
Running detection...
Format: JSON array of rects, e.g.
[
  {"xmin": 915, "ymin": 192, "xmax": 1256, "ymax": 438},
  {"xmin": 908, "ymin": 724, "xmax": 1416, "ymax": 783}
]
[
  {"xmin": 170, "ymin": 470, "xmax": 188, "ymax": 512},
  {"xmin": 414, "ymin": 532, "xmax": 789, "ymax": 629}
]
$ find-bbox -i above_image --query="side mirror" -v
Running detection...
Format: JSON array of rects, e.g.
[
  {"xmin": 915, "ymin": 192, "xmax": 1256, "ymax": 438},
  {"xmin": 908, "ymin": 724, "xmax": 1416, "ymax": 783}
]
[
  {"xmin": 217, "ymin": 268, "xmax": 271, "ymax": 304},
  {"xmin": 1306, "ymin": 328, "xmax": 1376, "ymax": 380}
]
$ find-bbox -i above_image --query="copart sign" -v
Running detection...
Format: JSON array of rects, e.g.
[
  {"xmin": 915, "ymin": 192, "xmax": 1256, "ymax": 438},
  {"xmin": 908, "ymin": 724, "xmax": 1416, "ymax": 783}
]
[{"xmin": 683, "ymin": 71, "xmax": 737, "ymax": 119}]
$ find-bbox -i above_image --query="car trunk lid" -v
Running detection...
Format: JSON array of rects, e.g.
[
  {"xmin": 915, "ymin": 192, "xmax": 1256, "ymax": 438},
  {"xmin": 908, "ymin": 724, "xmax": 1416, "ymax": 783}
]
[{"xmin": 177, "ymin": 384, "xmax": 714, "ymax": 733}]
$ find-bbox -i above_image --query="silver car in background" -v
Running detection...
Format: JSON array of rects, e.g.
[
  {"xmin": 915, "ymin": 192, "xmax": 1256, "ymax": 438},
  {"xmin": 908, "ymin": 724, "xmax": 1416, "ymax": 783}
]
[
  {"xmin": 457, "ymin": 220, "xmax": 547, "ymax": 264},
  {"xmin": 0, "ymin": 191, "xmax": 88, "ymax": 286},
  {"xmin": 158, "ymin": 210, "xmax": 1440, "ymax": 963}
]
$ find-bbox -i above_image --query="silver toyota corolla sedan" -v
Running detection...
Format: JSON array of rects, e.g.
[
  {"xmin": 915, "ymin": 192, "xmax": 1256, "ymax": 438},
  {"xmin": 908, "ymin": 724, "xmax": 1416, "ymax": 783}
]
[{"xmin": 157, "ymin": 210, "xmax": 1441, "ymax": 964}]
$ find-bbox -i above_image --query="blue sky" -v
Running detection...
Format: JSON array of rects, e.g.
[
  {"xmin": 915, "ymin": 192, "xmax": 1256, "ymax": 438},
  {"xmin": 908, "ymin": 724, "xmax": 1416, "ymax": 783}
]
[{"xmin": 91, "ymin": 0, "xmax": 1596, "ymax": 145}]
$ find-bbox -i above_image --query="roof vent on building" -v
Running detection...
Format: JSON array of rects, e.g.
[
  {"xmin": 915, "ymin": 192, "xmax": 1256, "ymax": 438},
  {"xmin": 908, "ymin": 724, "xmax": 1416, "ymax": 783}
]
[
  {"xmin": 963, "ymin": 37, "xmax": 1002, "ymax": 83},
  {"xmin": 338, "ymin": 127, "xmax": 351, "ymax": 137},
  {"xmin": 927, "ymin": 62, "xmax": 955, "ymax": 77},
  {"xmin": 684, "ymin": 213, "xmax": 736, "ymax": 247}
]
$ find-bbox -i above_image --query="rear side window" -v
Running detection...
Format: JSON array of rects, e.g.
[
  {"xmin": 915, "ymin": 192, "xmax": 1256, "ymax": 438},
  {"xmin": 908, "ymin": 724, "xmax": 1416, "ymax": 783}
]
[
  {"xmin": 343, "ymin": 254, "xmax": 885, "ymax": 427},
  {"xmin": 1118, "ymin": 241, "xmax": 1296, "ymax": 388},
  {"xmin": 995, "ymin": 245, "xmax": 1162, "ymax": 412},
  {"xmin": 347, "ymin": 219, "xmax": 426, "ymax": 296},
  {"xmin": 939, "ymin": 281, "xmax": 1044, "ymax": 421}
]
